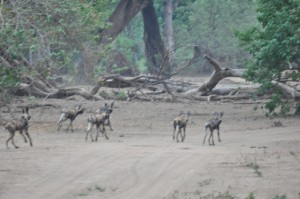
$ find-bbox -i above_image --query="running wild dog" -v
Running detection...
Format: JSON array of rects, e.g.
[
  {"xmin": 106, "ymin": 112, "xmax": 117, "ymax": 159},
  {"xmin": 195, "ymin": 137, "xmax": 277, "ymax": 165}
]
[
  {"xmin": 173, "ymin": 111, "xmax": 191, "ymax": 142},
  {"xmin": 4, "ymin": 107, "xmax": 33, "ymax": 149},
  {"xmin": 86, "ymin": 102, "xmax": 114, "ymax": 141},
  {"xmin": 203, "ymin": 112, "xmax": 223, "ymax": 145},
  {"xmin": 57, "ymin": 104, "xmax": 84, "ymax": 132}
]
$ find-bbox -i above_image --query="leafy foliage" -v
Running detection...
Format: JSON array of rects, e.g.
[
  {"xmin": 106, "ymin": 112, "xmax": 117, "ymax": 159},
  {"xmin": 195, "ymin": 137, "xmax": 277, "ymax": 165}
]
[
  {"xmin": 0, "ymin": 67, "xmax": 20, "ymax": 103},
  {"xmin": 0, "ymin": 0, "xmax": 113, "ymax": 101},
  {"xmin": 236, "ymin": 0, "xmax": 300, "ymax": 114}
]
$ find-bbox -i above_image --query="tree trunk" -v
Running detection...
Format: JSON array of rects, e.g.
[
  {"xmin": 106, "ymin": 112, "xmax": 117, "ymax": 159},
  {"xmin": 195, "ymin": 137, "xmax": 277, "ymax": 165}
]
[
  {"xmin": 99, "ymin": 0, "xmax": 149, "ymax": 46},
  {"xmin": 164, "ymin": 0, "xmax": 174, "ymax": 53},
  {"xmin": 142, "ymin": 0, "xmax": 170, "ymax": 75}
]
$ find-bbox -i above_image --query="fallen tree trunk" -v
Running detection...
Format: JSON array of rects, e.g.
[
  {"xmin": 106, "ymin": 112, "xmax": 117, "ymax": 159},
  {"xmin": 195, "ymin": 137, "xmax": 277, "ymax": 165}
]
[
  {"xmin": 16, "ymin": 76, "xmax": 102, "ymax": 100},
  {"xmin": 184, "ymin": 54, "xmax": 246, "ymax": 96},
  {"xmin": 184, "ymin": 54, "xmax": 300, "ymax": 102}
]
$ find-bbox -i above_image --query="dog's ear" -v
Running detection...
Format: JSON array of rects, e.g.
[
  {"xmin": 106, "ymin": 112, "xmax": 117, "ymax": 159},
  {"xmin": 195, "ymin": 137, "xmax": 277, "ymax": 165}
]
[{"xmin": 25, "ymin": 107, "xmax": 29, "ymax": 113}]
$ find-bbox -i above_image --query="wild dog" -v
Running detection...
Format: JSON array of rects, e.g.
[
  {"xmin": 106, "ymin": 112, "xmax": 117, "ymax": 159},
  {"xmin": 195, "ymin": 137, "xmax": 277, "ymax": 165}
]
[
  {"xmin": 173, "ymin": 111, "xmax": 190, "ymax": 142},
  {"xmin": 57, "ymin": 104, "xmax": 84, "ymax": 132},
  {"xmin": 203, "ymin": 112, "xmax": 223, "ymax": 145},
  {"xmin": 4, "ymin": 107, "xmax": 32, "ymax": 149},
  {"xmin": 97, "ymin": 101, "xmax": 114, "ymax": 131},
  {"xmin": 86, "ymin": 108, "xmax": 111, "ymax": 142}
]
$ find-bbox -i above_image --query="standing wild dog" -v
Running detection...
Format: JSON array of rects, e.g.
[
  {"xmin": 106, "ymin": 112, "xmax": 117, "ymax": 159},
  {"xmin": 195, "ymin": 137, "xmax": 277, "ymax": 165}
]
[
  {"xmin": 4, "ymin": 107, "xmax": 33, "ymax": 149},
  {"xmin": 86, "ymin": 102, "xmax": 114, "ymax": 141},
  {"xmin": 98, "ymin": 101, "xmax": 114, "ymax": 131},
  {"xmin": 173, "ymin": 111, "xmax": 191, "ymax": 142},
  {"xmin": 203, "ymin": 112, "xmax": 223, "ymax": 145},
  {"xmin": 57, "ymin": 104, "xmax": 84, "ymax": 132}
]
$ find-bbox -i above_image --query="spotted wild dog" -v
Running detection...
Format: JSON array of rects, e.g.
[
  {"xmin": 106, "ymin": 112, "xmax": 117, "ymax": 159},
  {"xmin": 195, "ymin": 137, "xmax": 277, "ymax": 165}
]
[
  {"xmin": 203, "ymin": 112, "xmax": 223, "ymax": 145},
  {"xmin": 86, "ymin": 105, "xmax": 113, "ymax": 142},
  {"xmin": 173, "ymin": 111, "xmax": 190, "ymax": 142},
  {"xmin": 4, "ymin": 107, "xmax": 33, "ymax": 149},
  {"xmin": 57, "ymin": 104, "xmax": 84, "ymax": 132},
  {"xmin": 97, "ymin": 101, "xmax": 114, "ymax": 131}
]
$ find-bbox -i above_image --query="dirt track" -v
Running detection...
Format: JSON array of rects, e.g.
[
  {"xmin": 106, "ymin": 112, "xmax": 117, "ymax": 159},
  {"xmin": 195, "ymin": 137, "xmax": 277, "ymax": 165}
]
[{"xmin": 0, "ymin": 99, "xmax": 300, "ymax": 199}]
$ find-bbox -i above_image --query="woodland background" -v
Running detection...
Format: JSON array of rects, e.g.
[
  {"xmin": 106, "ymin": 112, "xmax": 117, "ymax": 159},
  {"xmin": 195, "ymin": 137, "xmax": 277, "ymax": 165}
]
[{"xmin": 0, "ymin": 0, "xmax": 299, "ymax": 114}]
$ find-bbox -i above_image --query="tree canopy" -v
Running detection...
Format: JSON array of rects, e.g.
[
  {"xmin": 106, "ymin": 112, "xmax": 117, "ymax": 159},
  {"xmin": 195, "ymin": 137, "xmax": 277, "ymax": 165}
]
[{"xmin": 236, "ymin": 0, "xmax": 300, "ymax": 114}]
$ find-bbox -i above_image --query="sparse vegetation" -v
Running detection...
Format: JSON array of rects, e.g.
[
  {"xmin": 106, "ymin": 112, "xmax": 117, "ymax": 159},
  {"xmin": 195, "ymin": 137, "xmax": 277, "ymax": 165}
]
[
  {"xmin": 165, "ymin": 190, "xmax": 290, "ymax": 199},
  {"xmin": 75, "ymin": 185, "xmax": 106, "ymax": 197},
  {"xmin": 272, "ymin": 194, "xmax": 287, "ymax": 199},
  {"xmin": 166, "ymin": 190, "xmax": 236, "ymax": 199},
  {"xmin": 198, "ymin": 179, "xmax": 212, "ymax": 187},
  {"xmin": 76, "ymin": 192, "xmax": 88, "ymax": 197},
  {"xmin": 116, "ymin": 91, "xmax": 128, "ymax": 101},
  {"xmin": 246, "ymin": 162, "xmax": 262, "ymax": 177},
  {"xmin": 245, "ymin": 192, "xmax": 255, "ymax": 199},
  {"xmin": 94, "ymin": 185, "xmax": 106, "ymax": 192},
  {"xmin": 198, "ymin": 191, "xmax": 236, "ymax": 199}
]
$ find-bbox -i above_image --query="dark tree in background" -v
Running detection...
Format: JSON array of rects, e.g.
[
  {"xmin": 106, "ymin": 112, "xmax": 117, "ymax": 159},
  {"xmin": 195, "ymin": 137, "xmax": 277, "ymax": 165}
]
[
  {"xmin": 99, "ymin": 0, "xmax": 169, "ymax": 75},
  {"xmin": 142, "ymin": 0, "xmax": 170, "ymax": 75}
]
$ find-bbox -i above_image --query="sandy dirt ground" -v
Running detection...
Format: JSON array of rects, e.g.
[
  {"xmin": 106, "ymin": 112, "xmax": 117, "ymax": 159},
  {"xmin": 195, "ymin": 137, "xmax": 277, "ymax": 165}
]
[{"xmin": 0, "ymin": 90, "xmax": 300, "ymax": 199}]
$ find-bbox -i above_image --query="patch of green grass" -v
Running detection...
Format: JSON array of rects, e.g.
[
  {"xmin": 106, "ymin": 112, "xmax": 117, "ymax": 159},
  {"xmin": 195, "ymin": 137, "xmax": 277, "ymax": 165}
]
[{"xmin": 116, "ymin": 91, "xmax": 127, "ymax": 100}]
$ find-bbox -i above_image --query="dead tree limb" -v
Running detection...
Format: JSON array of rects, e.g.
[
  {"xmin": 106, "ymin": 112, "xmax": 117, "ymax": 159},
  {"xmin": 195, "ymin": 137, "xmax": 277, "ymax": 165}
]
[
  {"xmin": 15, "ymin": 76, "xmax": 102, "ymax": 100},
  {"xmin": 185, "ymin": 54, "xmax": 246, "ymax": 96},
  {"xmin": 184, "ymin": 54, "xmax": 300, "ymax": 102}
]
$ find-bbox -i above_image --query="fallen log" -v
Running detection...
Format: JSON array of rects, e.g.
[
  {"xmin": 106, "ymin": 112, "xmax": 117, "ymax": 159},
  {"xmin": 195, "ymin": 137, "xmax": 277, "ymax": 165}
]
[
  {"xmin": 184, "ymin": 54, "xmax": 246, "ymax": 96},
  {"xmin": 183, "ymin": 54, "xmax": 300, "ymax": 101},
  {"xmin": 16, "ymin": 76, "xmax": 102, "ymax": 100}
]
